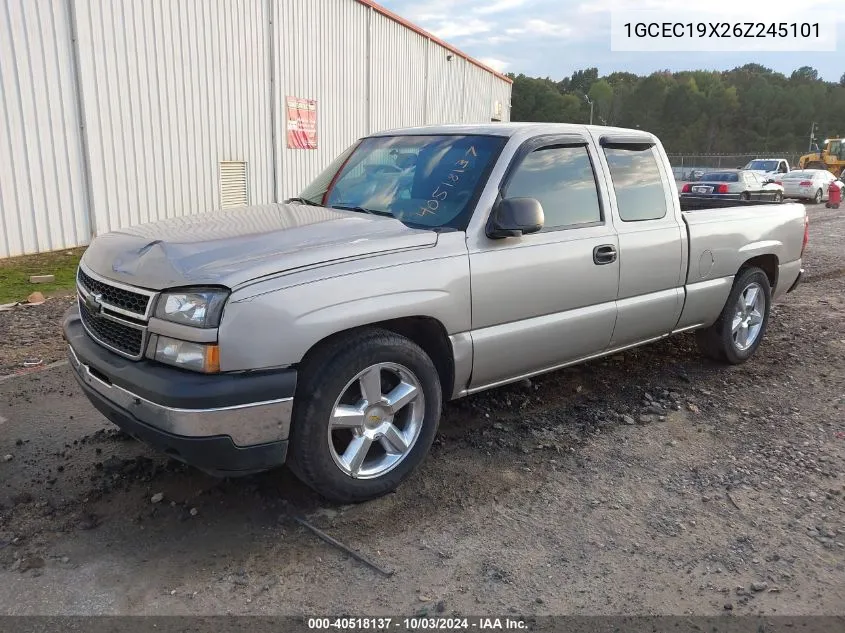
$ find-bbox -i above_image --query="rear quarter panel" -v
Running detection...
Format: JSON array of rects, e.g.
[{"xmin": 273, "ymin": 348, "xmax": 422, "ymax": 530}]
[{"xmin": 676, "ymin": 202, "xmax": 806, "ymax": 329}]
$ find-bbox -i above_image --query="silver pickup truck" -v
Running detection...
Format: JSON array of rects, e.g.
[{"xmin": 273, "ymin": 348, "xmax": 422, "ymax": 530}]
[{"xmin": 63, "ymin": 123, "xmax": 808, "ymax": 502}]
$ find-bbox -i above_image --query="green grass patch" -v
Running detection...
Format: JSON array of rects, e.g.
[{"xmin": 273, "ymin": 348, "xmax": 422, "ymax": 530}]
[{"xmin": 0, "ymin": 247, "xmax": 85, "ymax": 304}]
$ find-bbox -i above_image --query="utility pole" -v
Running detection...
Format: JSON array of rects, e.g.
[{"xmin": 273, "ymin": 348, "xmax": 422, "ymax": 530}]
[{"xmin": 584, "ymin": 95, "xmax": 593, "ymax": 126}]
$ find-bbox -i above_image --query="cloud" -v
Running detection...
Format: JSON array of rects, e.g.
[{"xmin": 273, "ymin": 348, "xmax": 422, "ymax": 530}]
[
  {"xmin": 522, "ymin": 19, "xmax": 572, "ymax": 37},
  {"xmin": 477, "ymin": 57, "xmax": 511, "ymax": 72},
  {"xmin": 428, "ymin": 18, "xmax": 493, "ymax": 39},
  {"xmin": 577, "ymin": 0, "xmax": 839, "ymax": 13},
  {"xmin": 378, "ymin": 0, "xmax": 845, "ymax": 82},
  {"xmin": 474, "ymin": 0, "xmax": 530, "ymax": 14}
]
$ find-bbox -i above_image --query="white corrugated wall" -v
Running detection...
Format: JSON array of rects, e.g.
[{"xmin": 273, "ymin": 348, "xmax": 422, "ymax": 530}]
[
  {"xmin": 463, "ymin": 64, "xmax": 495, "ymax": 123},
  {"xmin": 273, "ymin": 0, "xmax": 370, "ymax": 199},
  {"xmin": 426, "ymin": 46, "xmax": 467, "ymax": 126},
  {"xmin": 491, "ymin": 74, "xmax": 512, "ymax": 122},
  {"xmin": 2, "ymin": 0, "xmax": 512, "ymax": 256},
  {"xmin": 369, "ymin": 11, "xmax": 428, "ymax": 132},
  {"xmin": 73, "ymin": 0, "xmax": 274, "ymax": 236},
  {"xmin": 0, "ymin": 0, "xmax": 90, "ymax": 258}
]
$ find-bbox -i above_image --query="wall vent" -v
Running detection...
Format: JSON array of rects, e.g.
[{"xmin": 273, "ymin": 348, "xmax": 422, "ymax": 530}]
[{"xmin": 219, "ymin": 161, "xmax": 248, "ymax": 208}]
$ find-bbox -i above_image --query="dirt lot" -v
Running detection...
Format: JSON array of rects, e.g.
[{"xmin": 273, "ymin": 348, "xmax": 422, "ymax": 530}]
[{"xmin": 0, "ymin": 206, "xmax": 843, "ymax": 617}]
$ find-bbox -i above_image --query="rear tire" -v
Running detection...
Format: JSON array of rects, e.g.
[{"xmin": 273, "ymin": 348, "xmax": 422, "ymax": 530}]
[
  {"xmin": 814, "ymin": 189, "xmax": 823, "ymax": 204},
  {"xmin": 695, "ymin": 267, "xmax": 772, "ymax": 365},
  {"xmin": 287, "ymin": 328, "xmax": 442, "ymax": 503}
]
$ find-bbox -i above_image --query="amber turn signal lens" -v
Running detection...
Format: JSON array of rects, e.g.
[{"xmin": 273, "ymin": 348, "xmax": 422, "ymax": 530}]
[{"xmin": 204, "ymin": 344, "xmax": 220, "ymax": 374}]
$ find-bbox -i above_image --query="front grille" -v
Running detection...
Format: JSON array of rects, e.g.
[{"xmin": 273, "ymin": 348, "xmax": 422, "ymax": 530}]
[
  {"xmin": 77, "ymin": 268, "xmax": 150, "ymax": 316},
  {"xmin": 79, "ymin": 298, "xmax": 145, "ymax": 358}
]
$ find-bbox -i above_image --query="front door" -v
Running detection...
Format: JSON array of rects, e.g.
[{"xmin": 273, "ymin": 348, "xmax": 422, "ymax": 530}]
[{"xmin": 468, "ymin": 136, "xmax": 620, "ymax": 390}]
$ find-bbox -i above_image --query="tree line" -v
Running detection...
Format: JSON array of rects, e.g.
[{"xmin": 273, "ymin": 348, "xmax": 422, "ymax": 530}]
[{"xmin": 508, "ymin": 65, "xmax": 845, "ymax": 154}]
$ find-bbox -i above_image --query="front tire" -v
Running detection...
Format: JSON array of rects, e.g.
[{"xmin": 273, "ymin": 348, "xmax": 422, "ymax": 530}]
[
  {"xmin": 287, "ymin": 328, "xmax": 442, "ymax": 503},
  {"xmin": 695, "ymin": 267, "xmax": 772, "ymax": 365},
  {"xmin": 773, "ymin": 192, "xmax": 783, "ymax": 203}
]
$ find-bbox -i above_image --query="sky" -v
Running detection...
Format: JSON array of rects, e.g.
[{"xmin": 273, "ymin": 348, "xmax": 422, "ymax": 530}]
[{"xmin": 378, "ymin": 0, "xmax": 844, "ymax": 82}]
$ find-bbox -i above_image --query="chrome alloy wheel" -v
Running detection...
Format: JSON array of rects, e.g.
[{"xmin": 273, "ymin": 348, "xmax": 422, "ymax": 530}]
[
  {"xmin": 731, "ymin": 282, "xmax": 765, "ymax": 351},
  {"xmin": 327, "ymin": 362, "xmax": 425, "ymax": 479}
]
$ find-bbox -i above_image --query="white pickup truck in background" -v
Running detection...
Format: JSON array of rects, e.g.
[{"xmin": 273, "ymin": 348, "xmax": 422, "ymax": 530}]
[{"xmin": 742, "ymin": 158, "xmax": 791, "ymax": 178}]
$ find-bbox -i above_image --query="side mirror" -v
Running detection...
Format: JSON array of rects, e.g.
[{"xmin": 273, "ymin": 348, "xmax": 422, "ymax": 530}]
[{"xmin": 487, "ymin": 198, "xmax": 544, "ymax": 239}]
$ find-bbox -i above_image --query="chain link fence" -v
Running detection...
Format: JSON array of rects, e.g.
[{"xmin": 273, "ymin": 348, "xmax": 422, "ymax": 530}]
[{"xmin": 667, "ymin": 153, "xmax": 804, "ymax": 181}]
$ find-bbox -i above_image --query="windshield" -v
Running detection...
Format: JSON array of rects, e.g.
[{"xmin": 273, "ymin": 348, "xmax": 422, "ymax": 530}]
[
  {"xmin": 701, "ymin": 172, "xmax": 739, "ymax": 182},
  {"xmin": 743, "ymin": 160, "xmax": 778, "ymax": 171},
  {"xmin": 298, "ymin": 134, "xmax": 507, "ymax": 230}
]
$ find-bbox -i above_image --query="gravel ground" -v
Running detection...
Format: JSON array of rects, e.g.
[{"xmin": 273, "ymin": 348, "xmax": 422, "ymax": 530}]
[
  {"xmin": 0, "ymin": 205, "xmax": 843, "ymax": 616},
  {"xmin": 0, "ymin": 295, "xmax": 75, "ymax": 376}
]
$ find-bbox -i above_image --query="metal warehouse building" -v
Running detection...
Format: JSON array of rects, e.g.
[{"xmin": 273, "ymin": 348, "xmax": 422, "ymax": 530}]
[{"xmin": 0, "ymin": 0, "xmax": 512, "ymax": 257}]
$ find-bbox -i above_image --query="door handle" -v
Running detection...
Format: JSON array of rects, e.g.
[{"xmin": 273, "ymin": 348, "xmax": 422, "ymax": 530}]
[{"xmin": 593, "ymin": 244, "xmax": 617, "ymax": 265}]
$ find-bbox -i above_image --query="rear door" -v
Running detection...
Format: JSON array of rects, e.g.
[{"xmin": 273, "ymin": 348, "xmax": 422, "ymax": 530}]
[
  {"xmin": 593, "ymin": 134, "xmax": 685, "ymax": 347},
  {"xmin": 467, "ymin": 134, "xmax": 620, "ymax": 390}
]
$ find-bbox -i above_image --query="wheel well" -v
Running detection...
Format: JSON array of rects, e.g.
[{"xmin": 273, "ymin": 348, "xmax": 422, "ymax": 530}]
[
  {"xmin": 739, "ymin": 254, "xmax": 778, "ymax": 290},
  {"xmin": 301, "ymin": 317, "xmax": 455, "ymax": 399}
]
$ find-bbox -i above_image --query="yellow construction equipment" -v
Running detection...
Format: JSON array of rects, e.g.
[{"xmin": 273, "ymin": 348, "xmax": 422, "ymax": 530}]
[{"xmin": 798, "ymin": 138, "xmax": 845, "ymax": 178}]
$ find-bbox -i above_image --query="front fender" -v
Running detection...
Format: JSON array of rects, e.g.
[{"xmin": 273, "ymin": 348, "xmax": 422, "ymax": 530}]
[{"xmin": 217, "ymin": 254, "xmax": 471, "ymax": 372}]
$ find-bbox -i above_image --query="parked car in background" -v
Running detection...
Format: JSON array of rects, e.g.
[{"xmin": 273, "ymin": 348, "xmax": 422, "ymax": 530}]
[
  {"xmin": 64, "ymin": 123, "xmax": 807, "ymax": 502},
  {"xmin": 742, "ymin": 158, "xmax": 791, "ymax": 178},
  {"xmin": 680, "ymin": 170, "xmax": 784, "ymax": 202},
  {"xmin": 775, "ymin": 169, "xmax": 838, "ymax": 204}
]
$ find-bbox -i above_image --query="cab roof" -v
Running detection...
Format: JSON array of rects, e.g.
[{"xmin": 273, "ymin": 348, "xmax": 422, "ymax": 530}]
[{"xmin": 367, "ymin": 122, "xmax": 657, "ymax": 143}]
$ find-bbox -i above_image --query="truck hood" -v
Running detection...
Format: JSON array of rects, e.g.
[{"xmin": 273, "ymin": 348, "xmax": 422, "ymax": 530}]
[{"xmin": 81, "ymin": 203, "xmax": 439, "ymax": 290}]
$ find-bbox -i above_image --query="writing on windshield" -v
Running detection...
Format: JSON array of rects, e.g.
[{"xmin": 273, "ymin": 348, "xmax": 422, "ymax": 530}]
[
  {"xmin": 300, "ymin": 134, "xmax": 506, "ymax": 230},
  {"xmin": 418, "ymin": 145, "xmax": 480, "ymax": 219}
]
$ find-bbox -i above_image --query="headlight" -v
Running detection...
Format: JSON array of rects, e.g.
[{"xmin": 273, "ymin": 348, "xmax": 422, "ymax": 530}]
[
  {"xmin": 152, "ymin": 336, "xmax": 220, "ymax": 373},
  {"xmin": 154, "ymin": 289, "xmax": 228, "ymax": 328}
]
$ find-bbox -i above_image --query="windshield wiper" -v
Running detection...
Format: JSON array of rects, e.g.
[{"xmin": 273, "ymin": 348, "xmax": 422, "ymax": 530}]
[
  {"xmin": 286, "ymin": 197, "xmax": 321, "ymax": 206},
  {"xmin": 330, "ymin": 204, "xmax": 394, "ymax": 218}
]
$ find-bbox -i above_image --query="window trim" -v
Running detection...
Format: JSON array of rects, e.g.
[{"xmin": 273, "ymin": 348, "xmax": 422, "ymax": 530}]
[
  {"xmin": 601, "ymin": 143, "xmax": 669, "ymax": 223},
  {"xmin": 498, "ymin": 134, "xmax": 606, "ymax": 233},
  {"xmin": 599, "ymin": 134, "xmax": 655, "ymax": 149}
]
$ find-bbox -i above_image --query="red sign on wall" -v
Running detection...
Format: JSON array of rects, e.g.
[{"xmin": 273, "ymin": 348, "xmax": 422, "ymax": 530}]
[{"xmin": 286, "ymin": 97, "xmax": 317, "ymax": 149}]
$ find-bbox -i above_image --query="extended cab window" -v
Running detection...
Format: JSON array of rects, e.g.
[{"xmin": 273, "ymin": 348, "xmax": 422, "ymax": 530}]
[
  {"xmin": 503, "ymin": 145, "xmax": 602, "ymax": 229},
  {"xmin": 603, "ymin": 145, "xmax": 668, "ymax": 222}
]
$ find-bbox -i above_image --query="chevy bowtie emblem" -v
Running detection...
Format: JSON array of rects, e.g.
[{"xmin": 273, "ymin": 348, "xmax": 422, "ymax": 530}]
[{"xmin": 85, "ymin": 292, "xmax": 103, "ymax": 314}]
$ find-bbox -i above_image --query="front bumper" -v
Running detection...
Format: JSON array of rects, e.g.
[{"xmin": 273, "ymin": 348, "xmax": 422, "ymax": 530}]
[{"xmin": 64, "ymin": 305, "xmax": 296, "ymax": 476}]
